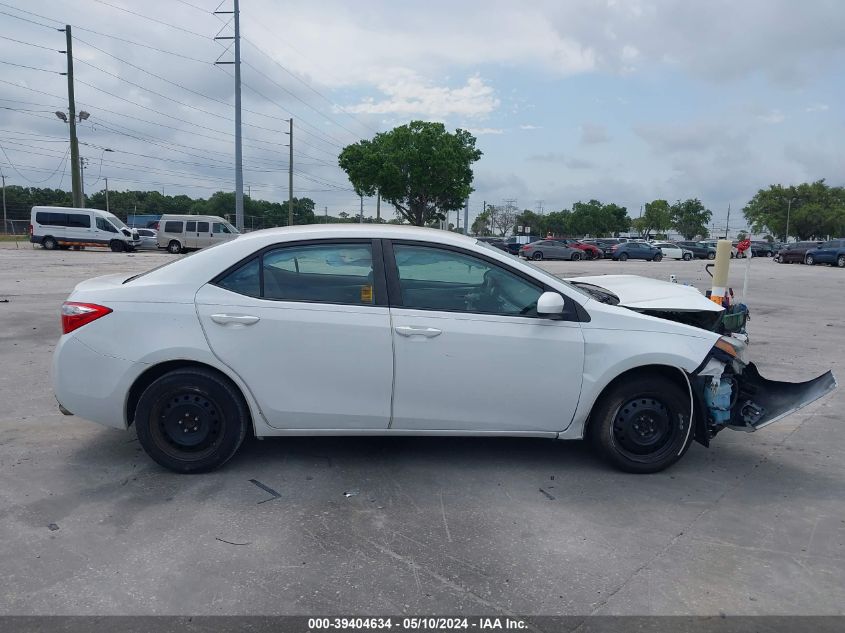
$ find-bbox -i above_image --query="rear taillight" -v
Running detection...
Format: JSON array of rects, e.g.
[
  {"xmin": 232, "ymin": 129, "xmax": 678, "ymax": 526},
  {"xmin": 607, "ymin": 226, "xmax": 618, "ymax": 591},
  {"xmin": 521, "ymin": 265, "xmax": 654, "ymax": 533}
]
[
  {"xmin": 611, "ymin": 244, "xmax": 619, "ymax": 250},
  {"xmin": 29, "ymin": 224, "xmax": 33, "ymax": 236},
  {"xmin": 61, "ymin": 302, "xmax": 112, "ymax": 334},
  {"xmin": 523, "ymin": 245, "xmax": 533, "ymax": 250}
]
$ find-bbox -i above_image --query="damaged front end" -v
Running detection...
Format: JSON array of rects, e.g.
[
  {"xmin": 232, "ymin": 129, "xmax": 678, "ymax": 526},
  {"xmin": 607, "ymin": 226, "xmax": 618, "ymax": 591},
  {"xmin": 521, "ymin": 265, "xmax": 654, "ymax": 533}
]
[{"xmin": 691, "ymin": 338, "xmax": 837, "ymax": 445}]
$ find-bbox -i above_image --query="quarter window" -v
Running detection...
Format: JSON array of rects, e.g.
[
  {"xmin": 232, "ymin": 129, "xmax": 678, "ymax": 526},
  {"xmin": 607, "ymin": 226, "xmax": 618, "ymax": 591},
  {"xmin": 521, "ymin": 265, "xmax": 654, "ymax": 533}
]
[
  {"xmin": 392, "ymin": 244, "xmax": 544, "ymax": 316},
  {"xmin": 164, "ymin": 221, "xmax": 183, "ymax": 233}
]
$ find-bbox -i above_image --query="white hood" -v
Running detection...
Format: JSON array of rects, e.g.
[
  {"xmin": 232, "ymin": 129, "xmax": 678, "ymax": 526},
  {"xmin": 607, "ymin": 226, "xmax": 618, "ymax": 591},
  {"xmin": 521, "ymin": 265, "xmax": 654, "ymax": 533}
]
[{"xmin": 566, "ymin": 274, "xmax": 724, "ymax": 313}]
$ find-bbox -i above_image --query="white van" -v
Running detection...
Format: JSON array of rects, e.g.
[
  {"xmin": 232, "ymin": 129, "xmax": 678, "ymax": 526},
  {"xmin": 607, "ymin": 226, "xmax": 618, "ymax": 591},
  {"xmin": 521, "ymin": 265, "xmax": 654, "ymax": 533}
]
[
  {"xmin": 30, "ymin": 206, "xmax": 141, "ymax": 252},
  {"xmin": 157, "ymin": 214, "xmax": 239, "ymax": 253}
]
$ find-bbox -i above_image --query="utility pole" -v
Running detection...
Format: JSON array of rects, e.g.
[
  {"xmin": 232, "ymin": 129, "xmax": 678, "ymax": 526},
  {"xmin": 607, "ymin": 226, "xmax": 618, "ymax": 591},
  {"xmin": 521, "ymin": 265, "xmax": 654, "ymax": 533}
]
[
  {"xmin": 214, "ymin": 1, "xmax": 243, "ymax": 232},
  {"xmin": 359, "ymin": 195, "xmax": 364, "ymax": 223},
  {"xmin": 61, "ymin": 25, "xmax": 83, "ymax": 208},
  {"xmin": 80, "ymin": 156, "xmax": 86, "ymax": 202},
  {"xmin": 104, "ymin": 177, "xmax": 109, "ymax": 213},
  {"xmin": 324, "ymin": 205, "xmax": 328, "ymax": 224},
  {"xmin": 376, "ymin": 192, "xmax": 381, "ymax": 222},
  {"xmin": 464, "ymin": 199, "xmax": 469, "ymax": 235},
  {"xmin": 1, "ymin": 173, "xmax": 6, "ymax": 234},
  {"xmin": 288, "ymin": 118, "xmax": 294, "ymax": 226},
  {"xmin": 725, "ymin": 203, "xmax": 731, "ymax": 239}
]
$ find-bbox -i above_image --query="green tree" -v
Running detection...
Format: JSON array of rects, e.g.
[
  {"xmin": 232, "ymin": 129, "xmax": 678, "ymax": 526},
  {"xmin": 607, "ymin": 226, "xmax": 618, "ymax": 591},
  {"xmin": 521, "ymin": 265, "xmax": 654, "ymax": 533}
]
[
  {"xmin": 568, "ymin": 200, "xmax": 631, "ymax": 236},
  {"xmin": 636, "ymin": 199, "xmax": 672, "ymax": 238},
  {"xmin": 671, "ymin": 198, "xmax": 712, "ymax": 240},
  {"xmin": 471, "ymin": 208, "xmax": 493, "ymax": 236},
  {"xmin": 338, "ymin": 120, "xmax": 482, "ymax": 226}
]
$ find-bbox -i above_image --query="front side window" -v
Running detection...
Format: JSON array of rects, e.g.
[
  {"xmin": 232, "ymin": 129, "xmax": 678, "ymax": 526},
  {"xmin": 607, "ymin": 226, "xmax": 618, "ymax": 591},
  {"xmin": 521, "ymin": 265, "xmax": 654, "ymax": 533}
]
[
  {"xmin": 186, "ymin": 221, "xmax": 197, "ymax": 233},
  {"xmin": 197, "ymin": 221, "xmax": 209, "ymax": 233},
  {"xmin": 392, "ymin": 244, "xmax": 543, "ymax": 316},
  {"xmin": 213, "ymin": 222, "xmax": 231, "ymax": 234},
  {"xmin": 96, "ymin": 216, "xmax": 118, "ymax": 233}
]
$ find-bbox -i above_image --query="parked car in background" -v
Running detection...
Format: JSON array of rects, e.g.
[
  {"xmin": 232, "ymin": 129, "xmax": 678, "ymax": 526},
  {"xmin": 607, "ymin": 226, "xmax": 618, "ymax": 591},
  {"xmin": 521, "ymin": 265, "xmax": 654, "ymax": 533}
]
[
  {"xmin": 611, "ymin": 242, "xmax": 663, "ymax": 261},
  {"xmin": 804, "ymin": 239, "xmax": 845, "ymax": 267},
  {"xmin": 135, "ymin": 228, "xmax": 158, "ymax": 250},
  {"xmin": 676, "ymin": 241, "xmax": 717, "ymax": 260},
  {"xmin": 519, "ymin": 240, "xmax": 583, "ymax": 261},
  {"xmin": 52, "ymin": 224, "xmax": 835, "ymax": 474},
  {"xmin": 590, "ymin": 238, "xmax": 625, "ymax": 258},
  {"xmin": 475, "ymin": 236, "xmax": 508, "ymax": 252},
  {"xmin": 700, "ymin": 239, "xmax": 739, "ymax": 258},
  {"xmin": 157, "ymin": 214, "xmax": 239, "ymax": 254},
  {"xmin": 30, "ymin": 206, "xmax": 141, "ymax": 252},
  {"xmin": 501, "ymin": 235, "xmax": 541, "ymax": 255},
  {"xmin": 652, "ymin": 242, "xmax": 693, "ymax": 261},
  {"xmin": 552, "ymin": 239, "xmax": 603, "ymax": 259},
  {"xmin": 749, "ymin": 241, "xmax": 775, "ymax": 258},
  {"xmin": 775, "ymin": 241, "xmax": 822, "ymax": 264}
]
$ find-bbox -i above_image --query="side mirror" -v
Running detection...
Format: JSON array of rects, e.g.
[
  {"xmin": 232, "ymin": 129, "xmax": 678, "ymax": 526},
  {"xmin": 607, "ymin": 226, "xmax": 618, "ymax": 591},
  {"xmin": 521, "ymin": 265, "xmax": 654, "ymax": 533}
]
[{"xmin": 537, "ymin": 291, "xmax": 565, "ymax": 316}]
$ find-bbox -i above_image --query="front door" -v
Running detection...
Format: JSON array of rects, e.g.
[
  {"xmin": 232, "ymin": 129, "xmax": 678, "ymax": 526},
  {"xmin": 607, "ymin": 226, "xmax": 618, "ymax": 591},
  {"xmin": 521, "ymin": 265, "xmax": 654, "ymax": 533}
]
[
  {"xmin": 195, "ymin": 239, "xmax": 393, "ymax": 430},
  {"xmin": 195, "ymin": 221, "xmax": 211, "ymax": 248},
  {"xmin": 385, "ymin": 242, "xmax": 585, "ymax": 433}
]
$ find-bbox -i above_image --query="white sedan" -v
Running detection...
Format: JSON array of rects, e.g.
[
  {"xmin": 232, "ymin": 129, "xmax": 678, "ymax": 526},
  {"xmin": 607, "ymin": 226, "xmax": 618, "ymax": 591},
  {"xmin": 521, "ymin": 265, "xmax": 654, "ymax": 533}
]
[
  {"xmin": 652, "ymin": 242, "xmax": 693, "ymax": 260},
  {"xmin": 53, "ymin": 226, "xmax": 835, "ymax": 473}
]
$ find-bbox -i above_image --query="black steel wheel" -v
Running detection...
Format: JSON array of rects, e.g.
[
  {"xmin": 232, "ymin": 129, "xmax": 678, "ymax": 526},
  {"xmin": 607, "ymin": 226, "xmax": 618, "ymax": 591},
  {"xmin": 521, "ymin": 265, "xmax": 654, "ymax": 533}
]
[
  {"xmin": 589, "ymin": 374, "xmax": 693, "ymax": 473},
  {"xmin": 135, "ymin": 368, "xmax": 249, "ymax": 473},
  {"xmin": 532, "ymin": 252, "xmax": 544, "ymax": 261},
  {"xmin": 110, "ymin": 240, "xmax": 125, "ymax": 252}
]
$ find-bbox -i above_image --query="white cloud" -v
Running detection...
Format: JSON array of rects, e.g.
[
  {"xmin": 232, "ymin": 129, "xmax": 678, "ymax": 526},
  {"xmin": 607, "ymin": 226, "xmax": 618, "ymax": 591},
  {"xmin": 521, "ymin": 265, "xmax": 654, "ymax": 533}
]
[
  {"xmin": 527, "ymin": 153, "xmax": 595, "ymax": 169},
  {"xmin": 465, "ymin": 127, "xmax": 504, "ymax": 136},
  {"xmin": 758, "ymin": 110, "xmax": 785, "ymax": 124},
  {"xmin": 519, "ymin": 124, "xmax": 542, "ymax": 130},
  {"xmin": 344, "ymin": 74, "xmax": 499, "ymax": 118},
  {"xmin": 805, "ymin": 103, "xmax": 829, "ymax": 112},
  {"xmin": 580, "ymin": 123, "xmax": 610, "ymax": 145}
]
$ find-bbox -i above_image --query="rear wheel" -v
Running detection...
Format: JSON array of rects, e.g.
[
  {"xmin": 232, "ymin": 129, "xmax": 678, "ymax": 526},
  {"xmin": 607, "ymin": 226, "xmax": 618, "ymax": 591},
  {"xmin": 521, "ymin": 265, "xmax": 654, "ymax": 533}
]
[
  {"xmin": 589, "ymin": 374, "xmax": 693, "ymax": 473},
  {"xmin": 838, "ymin": 255, "xmax": 845, "ymax": 268},
  {"xmin": 682, "ymin": 253, "xmax": 692, "ymax": 261},
  {"xmin": 774, "ymin": 254, "xmax": 782, "ymax": 263},
  {"xmin": 168, "ymin": 240, "xmax": 183, "ymax": 254},
  {"xmin": 134, "ymin": 368, "xmax": 249, "ymax": 473},
  {"xmin": 707, "ymin": 252, "xmax": 716, "ymax": 260},
  {"xmin": 571, "ymin": 251, "xmax": 582, "ymax": 261},
  {"xmin": 592, "ymin": 251, "xmax": 602, "ymax": 260},
  {"xmin": 653, "ymin": 253, "xmax": 663, "ymax": 262},
  {"xmin": 109, "ymin": 240, "xmax": 125, "ymax": 253},
  {"xmin": 805, "ymin": 253, "xmax": 815, "ymax": 265},
  {"xmin": 532, "ymin": 252, "xmax": 543, "ymax": 261},
  {"xmin": 618, "ymin": 253, "xmax": 628, "ymax": 261},
  {"xmin": 42, "ymin": 236, "xmax": 57, "ymax": 250}
]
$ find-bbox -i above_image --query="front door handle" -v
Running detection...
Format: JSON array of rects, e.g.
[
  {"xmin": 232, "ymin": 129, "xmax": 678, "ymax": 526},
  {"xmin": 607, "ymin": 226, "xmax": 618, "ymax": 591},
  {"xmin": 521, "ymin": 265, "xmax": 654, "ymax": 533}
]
[
  {"xmin": 210, "ymin": 314, "xmax": 260, "ymax": 326},
  {"xmin": 395, "ymin": 325, "xmax": 442, "ymax": 338}
]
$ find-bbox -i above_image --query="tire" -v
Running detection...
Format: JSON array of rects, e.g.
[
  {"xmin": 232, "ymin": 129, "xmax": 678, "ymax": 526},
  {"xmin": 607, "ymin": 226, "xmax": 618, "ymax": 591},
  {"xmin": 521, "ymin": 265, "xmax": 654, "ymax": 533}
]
[
  {"xmin": 42, "ymin": 236, "xmax": 57, "ymax": 250},
  {"xmin": 168, "ymin": 240, "xmax": 183, "ymax": 254},
  {"xmin": 571, "ymin": 251, "xmax": 582, "ymax": 261},
  {"xmin": 682, "ymin": 253, "xmax": 692, "ymax": 261},
  {"xmin": 707, "ymin": 252, "xmax": 716, "ymax": 260},
  {"xmin": 532, "ymin": 252, "xmax": 544, "ymax": 261},
  {"xmin": 838, "ymin": 255, "xmax": 845, "ymax": 268},
  {"xmin": 653, "ymin": 253, "xmax": 663, "ymax": 262},
  {"xmin": 618, "ymin": 253, "xmax": 628, "ymax": 261},
  {"xmin": 589, "ymin": 374, "xmax": 693, "ymax": 473},
  {"xmin": 134, "ymin": 368, "xmax": 249, "ymax": 473},
  {"xmin": 805, "ymin": 254, "xmax": 815, "ymax": 265},
  {"xmin": 774, "ymin": 254, "xmax": 782, "ymax": 263},
  {"xmin": 766, "ymin": 251, "xmax": 773, "ymax": 258},
  {"xmin": 109, "ymin": 240, "xmax": 125, "ymax": 253}
]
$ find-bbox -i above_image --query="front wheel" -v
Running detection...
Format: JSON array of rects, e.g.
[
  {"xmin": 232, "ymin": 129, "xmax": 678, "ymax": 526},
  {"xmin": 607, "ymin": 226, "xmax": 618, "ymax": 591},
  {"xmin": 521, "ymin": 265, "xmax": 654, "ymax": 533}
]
[
  {"xmin": 805, "ymin": 254, "xmax": 815, "ymax": 265},
  {"xmin": 653, "ymin": 253, "xmax": 663, "ymax": 262},
  {"xmin": 109, "ymin": 240, "xmax": 125, "ymax": 253},
  {"xmin": 707, "ymin": 252, "xmax": 716, "ymax": 260},
  {"xmin": 134, "ymin": 368, "xmax": 249, "ymax": 473},
  {"xmin": 838, "ymin": 255, "xmax": 845, "ymax": 268},
  {"xmin": 531, "ymin": 252, "xmax": 544, "ymax": 261},
  {"xmin": 774, "ymin": 254, "xmax": 782, "ymax": 263},
  {"xmin": 618, "ymin": 253, "xmax": 628, "ymax": 261},
  {"xmin": 571, "ymin": 251, "xmax": 582, "ymax": 261},
  {"xmin": 682, "ymin": 253, "xmax": 692, "ymax": 261},
  {"xmin": 589, "ymin": 375, "xmax": 693, "ymax": 473}
]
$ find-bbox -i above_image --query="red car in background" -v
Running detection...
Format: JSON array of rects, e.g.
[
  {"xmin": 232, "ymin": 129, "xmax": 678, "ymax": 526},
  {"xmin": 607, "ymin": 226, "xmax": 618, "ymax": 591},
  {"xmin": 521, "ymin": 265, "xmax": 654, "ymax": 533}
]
[{"xmin": 551, "ymin": 239, "xmax": 603, "ymax": 259}]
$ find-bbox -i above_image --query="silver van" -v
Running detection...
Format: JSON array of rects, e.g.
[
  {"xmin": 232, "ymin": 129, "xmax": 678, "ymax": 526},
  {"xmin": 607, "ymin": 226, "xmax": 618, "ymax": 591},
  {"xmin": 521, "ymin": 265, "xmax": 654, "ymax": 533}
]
[{"xmin": 157, "ymin": 214, "xmax": 239, "ymax": 253}]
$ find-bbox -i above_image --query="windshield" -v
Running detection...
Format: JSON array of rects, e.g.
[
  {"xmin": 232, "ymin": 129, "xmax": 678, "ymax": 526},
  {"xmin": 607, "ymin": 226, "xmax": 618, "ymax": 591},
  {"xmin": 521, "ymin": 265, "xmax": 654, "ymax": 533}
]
[
  {"xmin": 105, "ymin": 213, "xmax": 127, "ymax": 229},
  {"xmin": 224, "ymin": 221, "xmax": 239, "ymax": 234},
  {"xmin": 475, "ymin": 240, "xmax": 592, "ymax": 300}
]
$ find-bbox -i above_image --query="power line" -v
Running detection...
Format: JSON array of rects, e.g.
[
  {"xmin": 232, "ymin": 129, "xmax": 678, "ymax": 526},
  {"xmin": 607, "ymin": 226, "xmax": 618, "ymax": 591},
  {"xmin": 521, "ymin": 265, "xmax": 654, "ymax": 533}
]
[
  {"xmin": 0, "ymin": 35, "xmax": 61, "ymax": 52},
  {"xmin": 92, "ymin": 0, "xmax": 211, "ymax": 39},
  {"xmin": 0, "ymin": 60, "xmax": 60, "ymax": 74},
  {"xmin": 0, "ymin": 142, "xmax": 70, "ymax": 184}
]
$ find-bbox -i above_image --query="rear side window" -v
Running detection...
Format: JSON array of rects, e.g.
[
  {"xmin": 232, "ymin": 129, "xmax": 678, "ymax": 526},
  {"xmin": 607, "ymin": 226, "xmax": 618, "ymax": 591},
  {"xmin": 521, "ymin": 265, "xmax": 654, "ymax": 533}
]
[
  {"xmin": 36, "ymin": 211, "xmax": 67, "ymax": 227},
  {"xmin": 186, "ymin": 221, "xmax": 197, "ymax": 232},
  {"xmin": 197, "ymin": 221, "xmax": 209, "ymax": 233},
  {"xmin": 164, "ymin": 221, "xmax": 183, "ymax": 233},
  {"xmin": 66, "ymin": 213, "xmax": 90, "ymax": 228},
  {"xmin": 214, "ymin": 242, "xmax": 377, "ymax": 306}
]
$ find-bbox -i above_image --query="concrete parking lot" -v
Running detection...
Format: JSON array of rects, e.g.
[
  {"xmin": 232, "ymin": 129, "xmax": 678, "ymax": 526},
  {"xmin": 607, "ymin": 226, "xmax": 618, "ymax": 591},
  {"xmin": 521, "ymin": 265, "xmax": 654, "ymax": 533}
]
[{"xmin": 1, "ymin": 241, "xmax": 844, "ymax": 616}]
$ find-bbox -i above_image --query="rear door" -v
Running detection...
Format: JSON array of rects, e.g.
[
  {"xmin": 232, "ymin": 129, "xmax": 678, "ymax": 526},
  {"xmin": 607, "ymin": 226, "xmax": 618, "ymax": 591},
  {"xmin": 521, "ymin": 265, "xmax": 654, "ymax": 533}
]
[
  {"xmin": 195, "ymin": 239, "xmax": 393, "ymax": 430},
  {"xmin": 814, "ymin": 241, "xmax": 836, "ymax": 263},
  {"xmin": 195, "ymin": 221, "xmax": 211, "ymax": 248},
  {"xmin": 185, "ymin": 221, "xmax": 198, "ymax": 248}
]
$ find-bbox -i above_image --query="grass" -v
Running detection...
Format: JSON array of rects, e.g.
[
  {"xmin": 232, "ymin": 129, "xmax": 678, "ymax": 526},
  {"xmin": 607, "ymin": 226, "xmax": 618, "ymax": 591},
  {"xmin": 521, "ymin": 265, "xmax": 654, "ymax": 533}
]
[{"xmin": 0, "ymin": 235, "xmax": 28, "ymax": 242}]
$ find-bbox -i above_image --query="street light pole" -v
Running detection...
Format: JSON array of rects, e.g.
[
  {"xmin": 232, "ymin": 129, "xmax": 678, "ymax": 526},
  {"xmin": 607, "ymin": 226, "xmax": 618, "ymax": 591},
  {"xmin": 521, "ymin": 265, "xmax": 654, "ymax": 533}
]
[
  {"xmin": 104, "ymin": 177, "xmax": 109, "ymax": 213},
  {"xmin": 785, "ymin": 197, "xmax": 796, "ymax": 243}
]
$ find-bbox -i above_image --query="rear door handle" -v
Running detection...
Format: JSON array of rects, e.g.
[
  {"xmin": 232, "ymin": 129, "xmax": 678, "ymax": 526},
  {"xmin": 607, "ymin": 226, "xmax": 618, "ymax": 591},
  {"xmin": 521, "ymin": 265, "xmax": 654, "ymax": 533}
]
[
  {"xmin": 210, "ymin": 313, "xmax": 260, "ymax": 326},
  {"xmin": 395, "ymin": 326, "xmax": 442, "ymax": 338}
]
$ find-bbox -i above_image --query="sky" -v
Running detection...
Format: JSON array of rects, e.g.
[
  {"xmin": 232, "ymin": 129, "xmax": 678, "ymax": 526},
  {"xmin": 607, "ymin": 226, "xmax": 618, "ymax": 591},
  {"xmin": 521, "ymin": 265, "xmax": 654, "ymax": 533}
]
[{"xmin": 0, "ymin": 0, "xmax": 843, "ymax": 232}]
